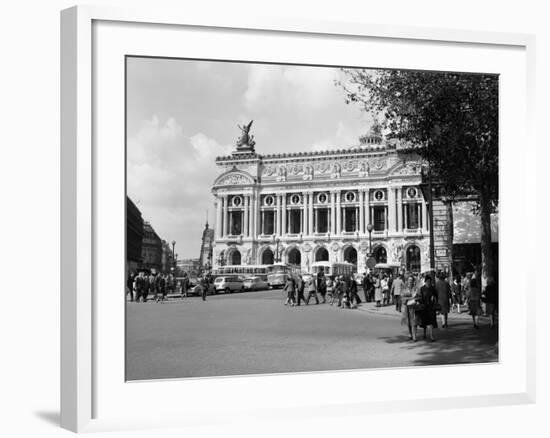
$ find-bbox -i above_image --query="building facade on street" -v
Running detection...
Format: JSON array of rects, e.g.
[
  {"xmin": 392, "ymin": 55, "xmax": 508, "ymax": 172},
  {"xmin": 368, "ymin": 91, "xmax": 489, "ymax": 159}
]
[
  {"xmin": 211, "ymin": 133, "xmax": 433, "ymax": 274},
  {"xmin": 126, "ymin": 196, "xmax": 144, "ymax": 274},
  {"xmin": 141, "ymin": 221, "xmax": 163, "ymax": 272}
]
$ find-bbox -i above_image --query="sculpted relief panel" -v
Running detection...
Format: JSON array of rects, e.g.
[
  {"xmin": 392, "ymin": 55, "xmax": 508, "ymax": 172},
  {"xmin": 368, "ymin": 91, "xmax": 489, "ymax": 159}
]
[{"xmin": 216, "ymin": 172, "xmax": 254, "ymax": 186}]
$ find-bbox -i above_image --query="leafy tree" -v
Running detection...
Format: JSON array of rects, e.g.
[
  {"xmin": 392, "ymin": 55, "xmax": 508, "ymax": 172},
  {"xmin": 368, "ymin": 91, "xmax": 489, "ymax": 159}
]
[{"xmin": 339, "ymin": 69, "xmax": 498, "ymax": 284}]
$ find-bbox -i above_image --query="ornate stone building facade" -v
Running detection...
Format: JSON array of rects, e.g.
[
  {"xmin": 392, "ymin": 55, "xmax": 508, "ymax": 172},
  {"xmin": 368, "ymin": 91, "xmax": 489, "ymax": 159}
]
[{"xmin": 211, "ymin": 134, "xmax": 432, "ymax": 274}]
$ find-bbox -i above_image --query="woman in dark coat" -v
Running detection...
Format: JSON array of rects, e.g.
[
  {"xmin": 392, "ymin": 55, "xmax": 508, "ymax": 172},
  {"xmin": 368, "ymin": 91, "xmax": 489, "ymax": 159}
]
[{"xmin": 415, "ymin": 275, "xmax": 437, "ymax": 341}]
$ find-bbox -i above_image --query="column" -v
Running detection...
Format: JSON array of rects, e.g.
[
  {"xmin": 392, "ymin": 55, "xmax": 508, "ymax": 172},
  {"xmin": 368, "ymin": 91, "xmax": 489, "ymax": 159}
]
[
  {"xmin": 216, "ymin": 195, "xmax": 223, "ymax": 239},
  {"xmin": 421, "ymin": 196, "xmax": 428, "ymax": 232},
  {"xmin": 276, "ymin": 194, "xmax": 281, "ymax": 236},
  {"xmin": 282, "ymin": 193, "xmax": 287, "ymax": 235},
  {"xmin": 343, "ymin": 206, "xmax": 347, "ymax": 232},
  {"xmin": 223, "ymin": 195, "xmax": 229, "ymax": 237},
  {"xmin": 330, "ymin": 191, "xmax": 336, "ymax": 235},
  {"xmin": 404, "ymin": 203, "xmax": 409, "ymax": 230},
  {"xmin": 336, "ymin": 191, "xmax": 342, "ymax": 235},
  {"xmin": 252, "ymin": 194, "xmax": 258, "ymax": 238},
  {"xmin": 365, "ymin": 189, "xmax": 371, "ymax": 229},
  {"xmin": 300, "ymin": 203, "xmax": 307, "ymax": 235},
  {"xmin": 244, "ymin": 195, "xmax": 250, "ymax": 237},
  {"xmin": 388, "ymin": 187, "xmax": 396, "ymax": 234},
  {"xmin": 397, "ymin": 187, "xmax": 403, "ymax": 233},
  {"xmin": 359, "ymin": 190, "xmax": 365, "ymax": 234},
  {"xmin": 308, "ymin": 192, "xmax": 314, "ymax": 236},
  {"xmin": 356, "ymin": 206, "xmax": 359, "ymax": 232}
]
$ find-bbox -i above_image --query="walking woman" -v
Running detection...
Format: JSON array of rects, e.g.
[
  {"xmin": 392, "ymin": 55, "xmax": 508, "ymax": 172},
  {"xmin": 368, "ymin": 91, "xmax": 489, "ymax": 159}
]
[
  {"xmin": 326, "ymin": 276, "xmax": 335, "ymax": 305},
  {"xmin": 374, "ymin": 273, "xmax": 383, "ymax": 307},
  {"xmin": 415, "ymin": 275, "xmax": 437, "ymax": 342},
  {"xmin": 306, "ymin": 275, "xmax": 319, "ymax": 305},
  {"xmin": 283, "ymin": 275, "xmax": 296, "ymax": 306},
  {"xmin": 401, "ymin": 275, "xmax": 418, "ymax": 341},
  {"xmin": 467, "ymin": 278, "xmax": 482, "ymax": 328},
  {"xmin": 435, "ymin": 273, "xmax": 452, "ymax": 328}
]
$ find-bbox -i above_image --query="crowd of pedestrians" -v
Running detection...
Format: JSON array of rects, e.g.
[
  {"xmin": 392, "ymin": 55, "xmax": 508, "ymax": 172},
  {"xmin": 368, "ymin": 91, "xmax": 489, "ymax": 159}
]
[
  {"xmin": 126, "ymin": 271, "xmax": 177, "ymax": 303},
  {"xmin": 398, "ymin": 271, "xmax": 499, "ymax": 342},
  {"xmin": 283, "ymin": 268, "xmax": 363, "ymax": 308}
]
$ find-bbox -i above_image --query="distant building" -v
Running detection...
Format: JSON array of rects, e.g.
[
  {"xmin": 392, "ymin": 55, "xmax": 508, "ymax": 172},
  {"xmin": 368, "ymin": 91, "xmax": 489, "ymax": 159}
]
[
  {"xmin": 178, "ymin": 259, "xmax": 200, "ymax": 277},
  {"xmin": 198, "ymin": 222, "xmax": 215, "ymax": 274},
  {"xmin": 126, "ymin": 197, "xmax": 143, "ymax": 274},
  {"xmin": 141, "ymin": 221, "xmax": 163, "ymax": 272}
]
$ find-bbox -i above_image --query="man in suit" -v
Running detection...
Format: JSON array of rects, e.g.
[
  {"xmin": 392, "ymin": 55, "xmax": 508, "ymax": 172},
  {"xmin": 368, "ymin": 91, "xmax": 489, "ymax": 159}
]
[
  {"xmin": 316, "ymin": 269, "xmax": 327, "ymax": 304},
  {"xmin": 295, "ymin": 274, "xmax": 305, "ymax": 306}
]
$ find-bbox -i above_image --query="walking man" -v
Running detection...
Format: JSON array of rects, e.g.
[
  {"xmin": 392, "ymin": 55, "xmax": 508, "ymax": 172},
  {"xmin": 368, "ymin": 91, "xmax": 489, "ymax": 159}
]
[
  {"xmin": 180, "ymin": 272, "xmax": 189, "ymax": 298},
  {"xmin": 391, "ymin": 273, "xmax": 405, "ymax": 312},
  {"xmin": 295, "ymin": 274, "xmax": 306, "ymax": 306},
  {"xmin": 316, "ymin": 268, "xmax": 327, "ymax": 303},
  {"xmin": 126, "ymin": 271, "xmax": 135, "ymax": 302},
  {"xmin": 349, "ymin": 276, "xmax": 362, "ymax": 307}
]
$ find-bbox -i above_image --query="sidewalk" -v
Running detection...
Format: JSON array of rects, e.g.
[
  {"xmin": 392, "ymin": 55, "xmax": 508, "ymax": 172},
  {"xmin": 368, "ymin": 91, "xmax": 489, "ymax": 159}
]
[{"xmin": 355, "ymin": 301, "xmax": 483, "ymax": 321}]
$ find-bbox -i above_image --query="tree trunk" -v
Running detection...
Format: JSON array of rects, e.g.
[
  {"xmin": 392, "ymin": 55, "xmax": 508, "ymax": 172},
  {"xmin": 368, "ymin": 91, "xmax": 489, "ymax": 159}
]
[{"xmin": 479, "ymin": 190, "xmax": 495, "ymax": 289}]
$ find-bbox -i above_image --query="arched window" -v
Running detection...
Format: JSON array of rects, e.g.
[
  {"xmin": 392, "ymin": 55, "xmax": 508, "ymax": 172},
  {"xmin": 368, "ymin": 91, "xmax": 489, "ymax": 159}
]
[
  {"xmin": 406, "ymin": 245, "xmax": 421, "ymax": 273},
  {"xmin": 261, "ymin": 248, "xmax": 274, "ymax": 265},
  {"xmin": 315, "ymin": 247, "xmax": 329, "ymax": 262},
  {"xmin": 343, "ymin": 246, "xmax": 358, "ymax": 265},
  {"xmin": 287, "ymin": 247, "xmax": 301, "ymax": 266},
  {"xmin": 229, "ymin": 250, "xmax": 241, "ymax": 266},
  {"xmin": 373, "ymin": 246, "xmax": 387, "ymax": 263}
]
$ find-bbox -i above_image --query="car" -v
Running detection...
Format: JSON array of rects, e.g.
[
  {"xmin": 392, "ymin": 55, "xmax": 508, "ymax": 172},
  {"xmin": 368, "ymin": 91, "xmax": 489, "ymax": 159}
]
[
  {"xmin": 214, "ymin": 275, "xmax": 244, "ymax": 294},
  {"xmin": 243, "ymin": 276, "xmax": 269, "ymax": 291}
]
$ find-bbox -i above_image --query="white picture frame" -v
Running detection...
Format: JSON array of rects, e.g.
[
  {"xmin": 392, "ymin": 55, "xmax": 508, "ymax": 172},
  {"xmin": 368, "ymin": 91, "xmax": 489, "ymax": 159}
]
[{"xmin": 60, "ymin": 5, "xmax": 536, "ymax": 433}]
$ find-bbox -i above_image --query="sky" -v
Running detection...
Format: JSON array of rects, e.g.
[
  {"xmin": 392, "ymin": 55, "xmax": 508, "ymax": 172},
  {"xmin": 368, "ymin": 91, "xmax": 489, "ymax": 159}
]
[{"xmin": 126, "ymin": 57, "xmax": 374, "ymax": 260}]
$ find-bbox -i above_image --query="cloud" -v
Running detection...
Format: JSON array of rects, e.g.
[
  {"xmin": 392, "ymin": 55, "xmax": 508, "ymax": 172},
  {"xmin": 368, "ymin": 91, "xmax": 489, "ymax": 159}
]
[
  {"xmin": 127, "ymin": 116, "xmax": 231, "ymax": 258},
  {"xmin": 244, "ymin": 64, "xmax": 338, "ymax": 114},
  {"xmin": 310, "ymin": 120, "xmax": 361, "ymax": 151}
]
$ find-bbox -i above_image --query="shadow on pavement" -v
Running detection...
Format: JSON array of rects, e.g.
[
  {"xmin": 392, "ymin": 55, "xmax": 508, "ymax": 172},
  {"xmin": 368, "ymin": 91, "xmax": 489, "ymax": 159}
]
[{"xmin": 378, "ymin": 321, "xmax": 499, "ymax": 366}]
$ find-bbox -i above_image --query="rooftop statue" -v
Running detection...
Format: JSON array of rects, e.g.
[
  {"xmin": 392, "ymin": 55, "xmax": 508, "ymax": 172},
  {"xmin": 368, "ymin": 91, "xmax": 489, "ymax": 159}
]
[{"xmin": 236, "ymin": 120, "xmax": 256, "ymax": 152}]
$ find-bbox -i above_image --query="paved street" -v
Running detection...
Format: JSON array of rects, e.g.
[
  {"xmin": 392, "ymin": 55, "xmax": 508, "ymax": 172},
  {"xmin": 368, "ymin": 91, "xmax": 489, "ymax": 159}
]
[{"xmin": 126, "ymin": 290, "xmax": 498, "ymax": 381}]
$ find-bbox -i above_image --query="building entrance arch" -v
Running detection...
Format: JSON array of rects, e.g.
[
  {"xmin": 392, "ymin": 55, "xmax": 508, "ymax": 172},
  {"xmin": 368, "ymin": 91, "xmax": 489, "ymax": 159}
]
[
  {"xmin": 227, "ymin": 249, "xmax": 241, "ymax": 266},
  {"xmin": 287, "ymin": 247, "xmax": 301, "ymax": 266},
  {"xmin": 343, "ymin": 246, "xmax": 358, "ymax": 266},
  {"xmin": 261, "ymin": 248, "xmax": 274, "ymax": 265},
  {"xmin": 315, "ymin": 246, "xmax": 329, "ymax": 262},
  {"xmin": 373, "ymin": 245, "xmax": 387, "ymax": 264}
]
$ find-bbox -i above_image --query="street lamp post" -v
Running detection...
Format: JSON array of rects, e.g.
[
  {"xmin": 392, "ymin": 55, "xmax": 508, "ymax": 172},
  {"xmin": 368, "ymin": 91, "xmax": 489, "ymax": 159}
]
[{"xmin": 171, "ymin": 240, "xmax": 176, "ymax": 271}]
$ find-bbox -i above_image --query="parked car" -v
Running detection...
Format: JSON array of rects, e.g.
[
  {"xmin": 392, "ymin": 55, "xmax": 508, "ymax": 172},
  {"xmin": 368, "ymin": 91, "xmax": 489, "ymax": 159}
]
[
  {"xmin": 243, "ymin": 276, "xmax": 269, "ymax": 291},
  {"xmin": 214, "ymin": 275, "xmax": 244, "ymax": 294}
]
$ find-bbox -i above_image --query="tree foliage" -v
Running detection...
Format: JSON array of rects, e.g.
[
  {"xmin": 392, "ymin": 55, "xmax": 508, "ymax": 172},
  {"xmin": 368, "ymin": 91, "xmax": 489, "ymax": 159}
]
[{"xmin": 339, "ymin": 69, "xmax": 499, "ymax": 210}]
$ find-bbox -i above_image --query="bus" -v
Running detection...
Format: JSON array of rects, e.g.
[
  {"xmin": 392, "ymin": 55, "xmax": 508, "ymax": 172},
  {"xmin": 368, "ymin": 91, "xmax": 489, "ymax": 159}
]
[
  {"xmin": 372, "ymin": 262, "xmax": 402, "ymax": 278},
  {"xmin": 311, "ymin": 261, "xmax": 355, "ymax": 278},
  {"xmin": 212, "ymin": 265, "xmax": 268, "ymax": 281},
  {"xmin": 266, "ymin": 263, "xmax": 300, "ymax": 288}
]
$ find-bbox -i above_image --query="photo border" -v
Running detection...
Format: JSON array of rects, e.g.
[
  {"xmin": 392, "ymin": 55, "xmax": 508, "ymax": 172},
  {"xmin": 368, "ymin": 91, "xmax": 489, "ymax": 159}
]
[{"xmin": 60, "ymin": 5, "xmax": 536, "ymax": 432}]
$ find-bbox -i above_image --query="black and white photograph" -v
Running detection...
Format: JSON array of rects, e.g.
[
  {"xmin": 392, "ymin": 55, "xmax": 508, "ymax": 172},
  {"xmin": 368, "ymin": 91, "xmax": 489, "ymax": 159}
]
[{"xmin": 125, "ymin": 57, "xmax": 499, "ymax": 381}]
